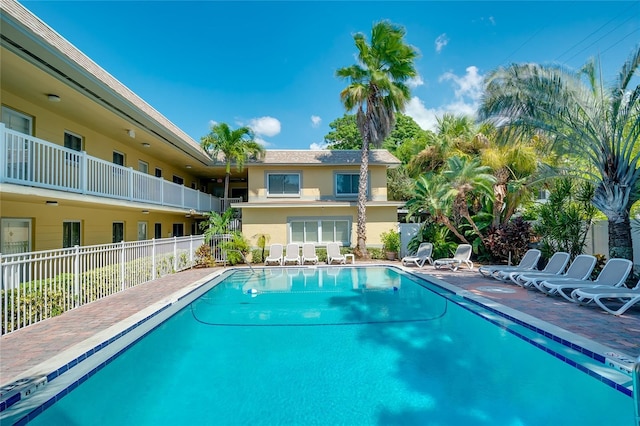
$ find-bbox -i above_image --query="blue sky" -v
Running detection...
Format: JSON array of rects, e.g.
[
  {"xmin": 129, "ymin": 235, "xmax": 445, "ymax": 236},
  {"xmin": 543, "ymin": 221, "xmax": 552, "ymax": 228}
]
[{"xmin": 22, "ymin": 1, "xmax": 640, "ymax": 149}]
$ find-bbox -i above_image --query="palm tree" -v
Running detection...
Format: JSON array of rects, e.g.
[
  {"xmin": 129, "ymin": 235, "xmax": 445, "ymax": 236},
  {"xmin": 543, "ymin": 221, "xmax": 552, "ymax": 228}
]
[
  {"xmin": 336, "ymin": 21, "xmax": 418, "ymax": 258},
  {"xmin": 200, "ymin": 122, "xmax": 265, "ymax": 202},
  {"xmin": 442, "ymin": 156, "xmax": 496, "ymax": 239},
  {"xmin": 479, "ymin": 45, "xmax": 640, "ymax": 260}
]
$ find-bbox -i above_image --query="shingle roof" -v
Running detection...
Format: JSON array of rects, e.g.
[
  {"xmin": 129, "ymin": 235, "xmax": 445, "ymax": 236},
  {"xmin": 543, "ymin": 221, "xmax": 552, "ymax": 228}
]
[{"xmin": 247, "ymin": 150, "xmax": 401, "ymax": 166}]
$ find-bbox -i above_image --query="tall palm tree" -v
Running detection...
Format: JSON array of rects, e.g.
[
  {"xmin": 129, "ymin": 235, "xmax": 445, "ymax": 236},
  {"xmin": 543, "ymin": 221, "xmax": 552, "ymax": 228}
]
[
  {"xmin": 479, "ymin": 45, "xmax": 640, "ymax": 260},
  {"xmin": 336, "ymin": 21, "xmax": 418, "ymax": 258},
  {"xmin": 200, "ymin": 122, "xmax": 265, "ymax": 202}
]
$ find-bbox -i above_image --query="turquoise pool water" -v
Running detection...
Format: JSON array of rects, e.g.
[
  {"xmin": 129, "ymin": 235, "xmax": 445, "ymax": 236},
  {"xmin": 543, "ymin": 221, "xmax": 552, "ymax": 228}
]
[{"xmin": 17, "ymin": 267, "xmax": 636, "ymax": 424}]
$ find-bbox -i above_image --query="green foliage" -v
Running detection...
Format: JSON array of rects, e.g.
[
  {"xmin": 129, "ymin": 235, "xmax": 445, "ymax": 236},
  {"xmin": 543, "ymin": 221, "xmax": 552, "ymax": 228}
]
[
  {"xmin": 531, "ymin": 178, "xmax": 597, "ymax": 259},
  {"xmin": 200, "ymin": 208, "xmax": 236, "ymax": 242},
  {"xmin": 195, "ymin": 244, "xmax": 215, "ymax": 267},
  {"xmin": 386, "ymin": 167, "xmax": 414, "ymax": 201},
  {"xmin": 590, "ymin": 254, "xmax": 607, "ymax": 280},
  {"xmin": 324, "ymin": 114, "xmax": 362, "ymax": 150},
  {"xmin": 221, "ymin": 232, "xmax": 251, "ymax": 265},
  {"xmin": 483, "ymin": 217, "xmax": 533, "ymax": 264},
  {"xmin": 380, "ymin": 229, "xmax": 401, "ymax": 253},
  {"xmin": 407, "ymin": 221, "xmax": 458, "ymax": 260}
]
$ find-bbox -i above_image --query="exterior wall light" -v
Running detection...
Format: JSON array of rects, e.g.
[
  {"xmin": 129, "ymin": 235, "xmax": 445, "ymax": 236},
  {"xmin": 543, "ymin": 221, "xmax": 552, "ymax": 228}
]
[{"xmin": 47, "ymin": 94, "xmax": 61, "ymax": 102}]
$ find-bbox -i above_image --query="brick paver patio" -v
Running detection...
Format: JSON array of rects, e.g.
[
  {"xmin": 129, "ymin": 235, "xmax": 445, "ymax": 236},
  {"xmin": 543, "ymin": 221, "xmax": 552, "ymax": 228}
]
[{"xmin": 1, "ymin": 263, "xmax": 638, "ymax": 389}]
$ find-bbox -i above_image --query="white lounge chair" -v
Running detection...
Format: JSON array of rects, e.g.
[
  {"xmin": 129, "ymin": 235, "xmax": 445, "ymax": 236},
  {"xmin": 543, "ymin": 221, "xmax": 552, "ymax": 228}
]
[
  {"xmin": 264, "ymin": 243, "xmax": 284, "ymax": 266},
  {"xmin": 283, "ymin": 243, "xmax": 301, "ymax": 265},
  {"xmin": 327, "ymin": 242, "xmax": 346, "ymax": 265},
  {"xmin": 513, "ymin": 254, "xmax": 596, "ymax": 289},
  {"xmin": 478, "ymin": 249, "xmax": 541, "ymax": 279},
  {"xmin": 571, "ymin": 281, "xmax": 640, "ymax": 316},
  {"xmin": 301, "ymin": 242, "xmax": 318, "ymax": 265},
  {"xmin": 537, "ymin": 258, "xmax": 633, "ymax": 301},
  {"xmin": 500, "ymin": 251, "xmax": 570, "ymax": 283},
  {"xmin": 401, "ymin": 242, "xmax": 433, "ymax": 268},
  {"xmin": 433, "ymin": 244, "xmax": 473, "ymax": 271}
]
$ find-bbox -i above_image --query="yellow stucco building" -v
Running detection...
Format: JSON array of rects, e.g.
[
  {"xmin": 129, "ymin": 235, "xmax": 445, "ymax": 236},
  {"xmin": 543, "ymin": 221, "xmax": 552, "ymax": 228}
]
[{"xmin": 0, "ymin": 0, "xmax": 401, "ymax": 255}]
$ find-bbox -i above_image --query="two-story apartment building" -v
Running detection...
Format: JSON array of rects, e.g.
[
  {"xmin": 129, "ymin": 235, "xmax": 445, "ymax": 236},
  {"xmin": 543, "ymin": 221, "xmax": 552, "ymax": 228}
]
[
  {"xmin": 0, "ymin": 0, "xmax": 401, "ymax": 255},
  {"xmin": 239, "ymin": 150, "xmax": 402, "ymax": 248}
]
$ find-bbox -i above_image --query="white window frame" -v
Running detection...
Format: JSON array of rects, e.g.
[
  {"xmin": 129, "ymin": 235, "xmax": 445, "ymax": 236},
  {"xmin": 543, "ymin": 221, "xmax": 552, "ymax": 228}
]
[
  {"xmin": 334, "ymin": 171, "xmax": 369, "ymax": 198},
  {"xmin": 137, "ymin": 221, "xmax": 148, "ymax": 241},
  {"xmin": 267, "ymin": 172, "xmax": 301, "ymax": 197},
  {"xmin": 1, "ymin": 106, "xmax": 33, "ymax": 135},
  {"xmin": 63, "ymin": 220, "xmax": 81, "ymax": 248},
  {"xmin": 113, "ymin": 151, "xmax": 125, "ymax": 166},
  {"xmin": 1, "ymin": 218, "xmax": 32, "ymax": 254},
  {"xmin": 138, "ymin": 160, "xmax": 149, "ymax": 174},
  {"xmin": 64, "ymin": 130, "xmax": 83, "ymax": 152},
  {"xmin": 288, "ymin": 217, "xmax": 351, "ymax": 245}
]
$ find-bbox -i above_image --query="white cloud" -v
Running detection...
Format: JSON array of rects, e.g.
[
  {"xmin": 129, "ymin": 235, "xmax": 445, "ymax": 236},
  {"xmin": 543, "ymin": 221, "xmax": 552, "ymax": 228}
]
[
  {"xmin": 406, "ymin": 75, "xmax": 424, "ymax": 88},
  {"xmin": 404, "ymin": 66, "xmax": 485, "ymax": 131},
  {"xmin": 311, "ymin": 115, "xmax": 322, "ymax": 128},
  {"xmin": 254, "ymin": 136, "xmax": 272, "ymax": 148},
  {"xmin": 309, "ymin": 141, "xmax": 329, "ymax": 150},
  {"xmin": 435, "ymin": 33, "xmax": 449, "ymax": 53},
  {"xmin": 489, "ymin": 16, "xmax": 496, "ymax": 26},
  {"xmin": 248, "ymin": 116, "xmax": 281, "ymax": 137}
]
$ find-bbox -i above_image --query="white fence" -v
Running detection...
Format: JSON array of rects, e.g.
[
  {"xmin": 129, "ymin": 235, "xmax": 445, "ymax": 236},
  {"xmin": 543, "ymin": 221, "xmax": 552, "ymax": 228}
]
[
  {"xmin": 0, "ymin": 124, "xmax": 241, "ymax": 212},
  {"xmin": 0, "ymin": 235, "xmax": 231, "ymax": 335}
]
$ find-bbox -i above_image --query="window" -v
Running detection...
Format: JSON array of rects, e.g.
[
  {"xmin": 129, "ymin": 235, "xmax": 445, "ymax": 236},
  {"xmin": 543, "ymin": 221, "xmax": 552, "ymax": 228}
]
[
  {"xmin": 1, "ymin": 106, "xmax": 33, "ymax": 135},
  {"xmin": 289, "ymin": 219, "xmax": 350, "ymax": 245},
  {"xmin": 112, "ymin": 222, "xmax": 124, "ymax": 243},
  {"xmin": 113, "ymin": 151, "xmax": 125, "ymax": 166},
  {"xmin": 63, "ymin": 221, "xmax": 81, "ymax": 248},
  {"xmin": 137, "ymin": 222, "xmax": 147, "ymax": 241},
  {"xmin": 154, "ymin": 223, "xmax": 162, "ymax": 239},
  {"xmin": 335, "ymin": 173, "xmax": 359, "ymax": 196},
  {"xmin": 1, "ymin": 218, "xmax": 32, "ymax": 254},
  {"xmin": 172, "ymin": 223, "xmax": 184, "ymax": 237},
  {"xmin": 173, "ymin": 175, "xmax": 184, "ymax": 185},
  {"xmin": 155, "ymin": 168, "xmax": 163, "ymax": 178},
  {"xmin": 267, "ymin": 173, "xmax": 300, "ymax": 196},
  {"xmin": 138, "ymin": 160, "xmax": 149, "ymax": 174},
  {"xmin": 64, "ymin": 131, "xmax": 83, "ymax": 151}
]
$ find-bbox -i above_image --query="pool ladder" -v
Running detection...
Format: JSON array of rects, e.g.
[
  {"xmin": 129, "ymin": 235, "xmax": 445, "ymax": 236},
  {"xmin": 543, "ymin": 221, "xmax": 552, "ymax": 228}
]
[
  {"xmin": 224, "ymin": 249, "xmax": 255, "ymax": 273},
  {"xmin": 635, "ymin": 356, "xmax": 640, "ymax": 426}
]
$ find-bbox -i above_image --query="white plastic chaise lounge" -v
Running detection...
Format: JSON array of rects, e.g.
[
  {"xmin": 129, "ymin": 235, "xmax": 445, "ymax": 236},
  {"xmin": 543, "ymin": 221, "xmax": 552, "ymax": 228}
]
[
  {"xmin": 478, "ymin": 249, "xmax": 541, "ymax": 279},
  {"xmin": 301, "ymin": 242, "xmax": 319, "ymax": 265},
  {"xmin": 264, "ymin": 243, "xmax": 284, "ymax": 266},
  {"xmin": 571, "ymin": 281, "xmax": 640, "ymax": 316},
  {"xmin": 327, "ymin": 242, "xmax": 346, "ymax": 265},
  {"xmin": 283, "ymin": 243, "xmax": 301, "ymax": 265},
  {"xmin": 500, "ymin": 251, "xmax": 570, "ymax": 283},
  {"xmin": 536, "ymin": 258, "xmax": 633, "ymax": 302},
  {"xmin": 433, "ymin": 244, "xmax": 473, "ymax": 271},
  {"xmin": 512, "ymin": 254, "xmax": 596, "ymax": 289},
  {"xmin": 401, "ymin": 242, "xmax": 433, "ymax": 268}
]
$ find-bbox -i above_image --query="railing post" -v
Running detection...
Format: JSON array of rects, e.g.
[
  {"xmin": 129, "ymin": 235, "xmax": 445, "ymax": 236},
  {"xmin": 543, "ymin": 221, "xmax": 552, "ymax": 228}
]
[
  {"xmin": 634, "ymin": 356, "xmax": 640, "ymax": 426},
  {"xmin": 152, "ymin": 238, "xmax": 157, "ymax": 281},
  {"xmin": 173, "ymin": 236, "xmax": 178, "ymax": 272},
  {"xmin": 120, "ymin": 240, "xmax": 126, "ymax": 291},
  {"xmin": 80, "ymin": 151, "xmax": 88, "ymax": 194},
  {"xmin": 73, "ymin": 245, "xmax": 80, "ymax": 307},
  {"xmin": 128, "ymin": 167, "xmax": 134, "ymax": 201},
  {"xmin": 0, "ymin": 123, "xmax": 6, "ymax": 183}
]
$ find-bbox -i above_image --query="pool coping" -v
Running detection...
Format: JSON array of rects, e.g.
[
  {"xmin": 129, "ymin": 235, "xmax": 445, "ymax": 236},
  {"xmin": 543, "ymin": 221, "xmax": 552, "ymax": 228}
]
[{"xmin": 0, "ymin": 264, "xmax": 636, "ymax": 422}]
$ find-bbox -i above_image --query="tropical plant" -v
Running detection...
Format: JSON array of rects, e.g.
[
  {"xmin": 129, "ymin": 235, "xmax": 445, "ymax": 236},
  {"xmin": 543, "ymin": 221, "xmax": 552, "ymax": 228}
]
[
  {"xmin": 530, "ymin": 178, "xmax": 598, "ymax": 260},
  {"xmin": 336, "ymin": 20, "xmax": 418, "ymax": 258},
  {"xmin": 252, "ymin": 233, "xmax": 270, "ymax": 263},
  {"xmin": 380, "ymin": 229, "xmax": 400, "ymax": 254},
  {"xmin": 220, "ymin": 232, "xmax": 251, "ymax": 265},
  {"xmin": 479, "ymin": 45, "xmax": 640, "ymax": 260},
  {"xmin": 407, "ymin": 220, "xmax": 458, "ymax": 260},
  {"xmin": 200, "ymin": 208, "xmax": 236, "ymax": 242},
  {"xmin": 200, "ymin": 122, "xmax": 265, "ymax": 200},
  {"xmin": 483, "ymin": 217, "xmax": 533, "ymax": 264}
]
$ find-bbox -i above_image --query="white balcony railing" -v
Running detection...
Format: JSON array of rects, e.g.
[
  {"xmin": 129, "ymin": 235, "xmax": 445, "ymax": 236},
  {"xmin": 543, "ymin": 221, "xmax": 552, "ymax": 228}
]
[
  {"xmin": 0, "ymin": 124, "xmax": 240, "ymax": 213},
  {"xmin": 0, "ymin": 234, "xmax": 233, "ymax": 335}
]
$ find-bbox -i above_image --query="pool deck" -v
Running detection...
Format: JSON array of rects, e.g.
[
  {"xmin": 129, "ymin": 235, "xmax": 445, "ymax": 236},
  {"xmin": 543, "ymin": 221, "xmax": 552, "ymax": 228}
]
[{"xmin": 1, "ymin": 262, "xmax": 639, "ymax": 389}]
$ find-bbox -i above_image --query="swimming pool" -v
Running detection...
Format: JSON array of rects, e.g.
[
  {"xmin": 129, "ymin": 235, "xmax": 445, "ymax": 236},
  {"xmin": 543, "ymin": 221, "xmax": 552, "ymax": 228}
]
[{"xmin": 1, "ymin": 266, "xmax": 635, "ymax": 425}]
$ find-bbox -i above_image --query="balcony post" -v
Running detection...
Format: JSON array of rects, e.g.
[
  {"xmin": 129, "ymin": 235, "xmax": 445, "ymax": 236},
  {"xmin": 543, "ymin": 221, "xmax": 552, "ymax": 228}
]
[
  {"xmin": 80, "ymin": 151, "xmax": 88, "ymax": 194},
  {"xmin": 128, "ymin": 167, "xmax": 134, "ymax": 201},
  {"xmin": 0, "ymin": 123, "xmax": 6, "ymax": 182}
]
